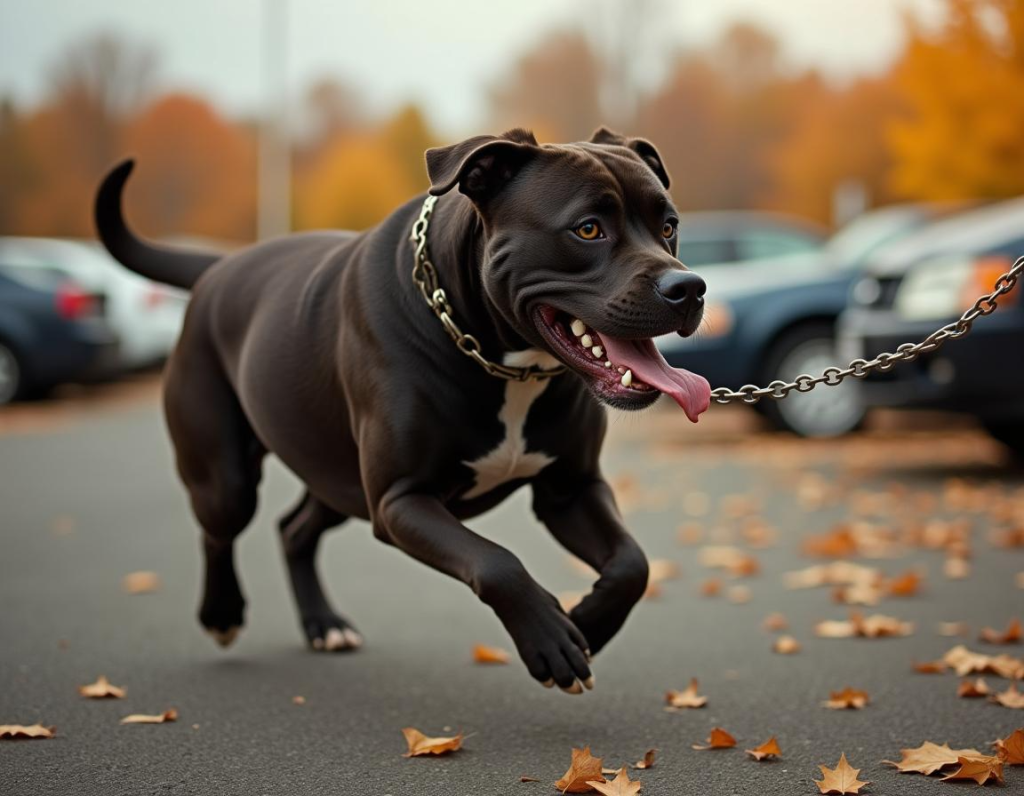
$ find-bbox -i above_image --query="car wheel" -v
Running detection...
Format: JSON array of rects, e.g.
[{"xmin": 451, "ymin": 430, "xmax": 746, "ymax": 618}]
[
  {"xmin": 0, "ymin": 341, "xmax": 22, "ymax": 405},
  {"xmin": 982, "ymin": 419, "xmax": 1024, "ymax": 460},
  {"xmin": 758, "ymin": 323, "xmax": 866, "ymax": 438}
]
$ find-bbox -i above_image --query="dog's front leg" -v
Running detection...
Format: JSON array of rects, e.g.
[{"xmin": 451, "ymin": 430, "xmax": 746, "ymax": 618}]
[
  {"xmin": 375, "ymin": 490, "xmax": 593, "ymax": 692},
  {"xmin": 533, "ymin": 474, "xmax": 649, "ymax": 656}
]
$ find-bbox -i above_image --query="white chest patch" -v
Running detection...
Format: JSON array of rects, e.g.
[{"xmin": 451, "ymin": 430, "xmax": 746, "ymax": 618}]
[{"xmin": 462, "ymin": 350, "xmax": 560, "ymax": 500}]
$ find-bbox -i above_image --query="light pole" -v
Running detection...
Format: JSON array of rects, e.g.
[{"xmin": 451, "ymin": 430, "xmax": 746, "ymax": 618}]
[{"xmin": 258, "ymin": 0, "xmax": 290, "ymax": 239}]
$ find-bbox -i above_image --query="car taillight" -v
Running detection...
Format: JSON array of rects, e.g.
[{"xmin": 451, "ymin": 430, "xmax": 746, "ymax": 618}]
[
  {"xmin": 55, "ymin": 284, "xmax": 97, "ymax": 319},
  {"xmin": 960, "ymin": 255, "xmax": 1020, "ymax": 313}
]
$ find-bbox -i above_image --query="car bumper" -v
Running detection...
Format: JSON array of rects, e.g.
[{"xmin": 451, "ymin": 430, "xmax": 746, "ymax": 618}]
[{"xmin": 838, "ymin": 307, "xmax": 1024, "ymax": 421}]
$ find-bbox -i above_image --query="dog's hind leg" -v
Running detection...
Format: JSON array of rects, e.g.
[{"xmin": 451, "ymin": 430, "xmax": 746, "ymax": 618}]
[
  {"xmin": 278, "ymin": 492, "xmax": 361, "ymax": 652},
  {"xmin": 165, "ymin": 356, "xmax": 265, "ymax": 648}
]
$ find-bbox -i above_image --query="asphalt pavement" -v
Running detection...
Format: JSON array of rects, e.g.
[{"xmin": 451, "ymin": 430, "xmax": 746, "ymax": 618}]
[{"xmin": 1, "ymin": 385, "xmax": 1022, "ymax": 796}]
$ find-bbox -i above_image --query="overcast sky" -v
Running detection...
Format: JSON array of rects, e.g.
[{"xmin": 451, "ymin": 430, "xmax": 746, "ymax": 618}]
[{"xmin": 1, "ymin": 0, "xmax": 942, "ymax": 135}]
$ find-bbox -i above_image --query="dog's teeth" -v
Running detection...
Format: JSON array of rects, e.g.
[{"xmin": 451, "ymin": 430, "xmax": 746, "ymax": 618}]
[
  {"xmin": 580, "ymin": 334, "xmax": 593, "ymax": 348},
  {"xmin": 617, "ymin": 366, "xmax": 626, "ymax": 375},
  {"xmin": 621, "ymin": 369, "xmax": 633, "ymax": 387},
  {"xmin": 591, "ymin": 345, "xmax": 603, "ymax": 358},
  {"xmin": 570, "ymin": 319, "xmax": 586, "ymax": 337},
  {"xmin": 604, "ymin": 361, "xmax": 612, "ymax": 368}
]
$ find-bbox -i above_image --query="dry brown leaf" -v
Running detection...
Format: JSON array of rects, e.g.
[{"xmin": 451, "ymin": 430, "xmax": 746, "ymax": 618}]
[
  {"xmin": 122, "ymin": 571, "xmax": 161, "ymax": 594},
  {"xmin": 887, "ymin": 570, "xmax": 923, "ymax": 597},
  {"xmin": 0, "ymin": 724, "xmax": 55, "ymax": 740},
  {"xmin": 944, "ymin": 557, "xmax": 971, "ymax": 579},
  {"xmin": 773, "ymin": 636, "xmax": 801, "ymax": 655},
  {"xmin": 911, "ymin": 659, "xmax": 947, "ymax": 674},
  {"xmin": 815, "ymin": 753, "xmax": 870, "ymax": 794},
  {"xmin": 587, "ymin": 768, "xmax": 641, "ymax": 796},
  {"xmin": 803, "ymin": 526, "xmax": 858, "ymax": 558},
  {"xmin": 472, "ymin": 644, "xmax": 510, "ymax": 664},
  {"xmin": 401, "ymin": 727, "xmax": 463, "ymax": 757},
  {"xmin": 979, "ymin": 618, "xmax": 1022, "ymax": 645},
  {"xmin": 692, "ymin": 727, "xmax": 736, "ymax": 750},
  {"xmin": 556, "ymin": 747, "xmax": 605, "ymax": 793},
  {"xmin": 942, "ymin": 644, "xmax": 1023, "ymax": 678},
  {"xmin": 665, "ymin": 678, "xmax": 708, "ymax": 710},
  {"xmin": 762, "ymin": 613, "xmax": 789, "ymax": 632},
  {"xmin": 785, "ymin": 562, "xmax": 879, "ymax": 590},
  {"xmin": 832, "ymin": 582, "xmax": 882, "ymax": 607},
  {"xmin": 746, "ymin": 736, "xmax": 782, "ymax": 761},
  {"xmin": 815, "ymin": 611, "xmax": 913, "ymax": 639},
  {"xmin": 824, "ymin": 687, "xmax": 869, "ymax": 710},
  {"xmin": 991, "ymin": 683, "xmax": 1024, "ymax": 709},
  {"xmin": 648, "ymin": 559, "xmax": 681, "ymax": 583},
  {"xmin": 1016, "ymin": 571, "xmax": 1024, "ymax": 589},
  {"xmin": 938, "ymin": 621, "xmax": 970, "ymax": 637},
  {"xmin": 292, "ymin": 696, "xmax": 306, "ymax": 705},
  {"xmin": 677, "ymin": 522, "xmax": 703, "ymax": 545},
  {"xmin": 632, "ymin": 749, "xmax": 656, "ymax": 770},
  {"xmin": 994, "ymin": 728, "xmax": 1024, "ymax": 764},
  {"xmin": 939, "ymin": 755, "xmax": 1004, "ymax": 785},
  {"xmin": 957, "ymin": 678, "xmax": 990, "ymax": 698},
  {"xmin": 700, "ymin": 578, "xmax": 722, "ymax": 597},
  {"xmin": 520, "ymin": 775, "xmax": 540, "ymax": 782},
  {"xmin": 120, "ymin": 709, "xmax": 177, "ymax": 725},
  {"xmin": 78, "ymin": 675, "xmax": 125, "ymax": 699},
  {"xmin": 727, "ymin": 585, "xmax": 751, "ymax": 604},
  {"xmin": 883, "ymin": 741, "xmax": 982, "ymax": 775}
]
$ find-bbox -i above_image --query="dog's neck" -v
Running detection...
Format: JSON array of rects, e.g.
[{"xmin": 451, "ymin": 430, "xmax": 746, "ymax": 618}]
[{"xmin": 423, "ymin": 195, "xmax": 532, "ymax": 356}]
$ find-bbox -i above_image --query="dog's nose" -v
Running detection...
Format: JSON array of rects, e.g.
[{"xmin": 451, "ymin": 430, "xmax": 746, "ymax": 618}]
[{"xmin": 656, "ymin": 270, "xmax": 706, "ymax": 312}]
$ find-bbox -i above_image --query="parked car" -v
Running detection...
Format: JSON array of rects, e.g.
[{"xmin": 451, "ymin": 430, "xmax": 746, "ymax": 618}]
[
  {"xmin": 658, "ymin": 204, "xmax": 957, "ymax": 437},
  {"xmin": 838, "ymin": 197, "xmax": 1024, "ymax": 457},
  {"xmin": 0, "ymin": 237, "xmax": 188, "ymax": 371},
  {"xmin": 675, "ymin": 211, "xmax": 827, "ymax": 267},
  {"xmin": 0, "ymin": 259, "xmax": 118, "ymax": 404}
]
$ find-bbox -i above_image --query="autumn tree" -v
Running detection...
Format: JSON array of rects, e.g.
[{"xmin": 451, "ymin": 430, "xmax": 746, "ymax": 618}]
[
  {"xmin": 120, "ymin": 93, "xmax": 257, "ymax": 242},
  {"xmin": 888, "ymin": 0, "xmax": 1024, "ymax": 200}
]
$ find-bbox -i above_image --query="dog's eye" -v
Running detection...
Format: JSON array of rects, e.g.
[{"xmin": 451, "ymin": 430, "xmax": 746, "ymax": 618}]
[
  {"xmin": 574, "ymin": 221, "xmax": 604, "ymax": 241},
  {"xmin": 662, "ymin": 221, "xmax": 677, "ymax": 239}
]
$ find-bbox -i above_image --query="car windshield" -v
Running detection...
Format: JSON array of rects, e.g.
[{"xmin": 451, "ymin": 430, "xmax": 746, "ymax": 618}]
[{"xmin": 825, "ymin": 208, "xmax": 925, "ymax": 267}]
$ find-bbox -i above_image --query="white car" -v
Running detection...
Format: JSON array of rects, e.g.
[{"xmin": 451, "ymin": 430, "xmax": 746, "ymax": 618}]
[{"xmin": 0, "ymin": 237, "xmax": 188, "ymax": 370}]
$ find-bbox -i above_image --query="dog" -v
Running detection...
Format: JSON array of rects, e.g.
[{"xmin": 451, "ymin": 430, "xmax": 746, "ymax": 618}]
[{"xmin": 94, "ymin": 127, "xmax": 711, "ymax": 694}]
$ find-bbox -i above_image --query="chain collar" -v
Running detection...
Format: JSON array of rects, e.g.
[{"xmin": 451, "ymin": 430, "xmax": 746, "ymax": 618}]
[{"xmin": 409, "ymin": 195, "xmax": 566, "ymax": 382}]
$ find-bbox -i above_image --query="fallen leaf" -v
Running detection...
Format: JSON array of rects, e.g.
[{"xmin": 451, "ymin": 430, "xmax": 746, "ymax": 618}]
[
  {"xmin": 939, "ymin": 755, "xmax": 1004, "ymax": 785},
  {"xmin": 122, "ymin": 571, "xmax": 161, "ymax": 595},
  {"xmin": 815, "ymin": 753, "xmax": 870, "ymax": 794},
  {"xmin": 991, "ymin": 683, "xmax": 1024, "ymax": 709},
  {"xmin": 401, "ymin": 727, "xmax": 463, "ymax": 757},
  {"xmin": 700, "ymin": 578, "xmax": 722, "ymax": 597},
  {"xmin": 693, "ymin": 727, "xmax": 736, "ymax": 750},
  {"xmin": 556, "ymin": 747, "xmax": 605, "ymax": 793},
  {"xmin": 632, "ymin": 749, "xmax": 656, "ymax": 770},
  {"xmin": 120, "ymin": 709, "xmax": 177, "ymax": 725},
  {"xmin": 746, "ymin": 736, "xmax": 782, "ymax": 761},
  {"xmin": 292, "ymin": 695, "xmax": 306, "ymax": 705},
  {"xmin": 824, "ymin": 687, "xmax": 869, "ymax": 710},
  {"xmin": 773, "ymin": 636, "xmax": 801, "ymax": 655},
  {"xmin": 815, "ymin": 611, "xmax": 913, "ymax": 639},
  {"xmin": 665, "ymin": 678, "xmax": 707, "ymax": 710},
  {"xmin": 942, "ymin": 644, "xmax": 1023, "ymax": 678},
  {"xmin": 520, "ymin": 775, "xmax": 540, "ymax": 782},
  {"xmin": 803, "ymin": 526, "xmax": 858, "ymax": 558},
  {"xmin": 912, "ymin": 659, "xmax": 947, "ymax": 674},
  {"xmin": 727, "ymin": 585, "xmax": 751, "ymax": 604},
  {"xmin": 887, "ymin": 570, "xmax": 923, "ymax": 597},
  {"xmin": 785, "ymin": 562, "xmax": 879, "ymax": 590},
  {"xmin": 472, "ymin": 644, "xmax": 510, "ymax": 664},
  {"xmin": 833, "ymin": 582, "xmax": 882, "ymax": 607},
  {"xmin": 683, "ymin": 491, "xmax": 710, "ymax": 516},
  {"xmin": 78, "ymin": 675, "xmax": 125, "ymax": 699},
  {"xmin": 1016, "ymin": 571, "xmax": 1024, "ymax": 589},
  {"xmin": 883, "ymin": 741, "xmax": 982, "ymax": 775},
  {"xmin": 0, "ymin": 724, "xmax": 55, "ymax": 740},
  {"xmin": 994, "ymin": 728, "xmax": 1024, "ymax": 764},
  {"xmin": 938, "ymin": 621, "xmax": 970, "ymax": 637},
  {"xmin": 588, "ymin": 767, "xmax": 641, "ymax": 796},
  {"xmin": 979, "ymin": 618, "xmax": 1022, "ymax": 645},
  {"xmin": 677, "ymin": 522, "xmax": 703, "ymax": 545},
  {"xmin": 944, "ymin": 557, "xmax": 971, "ymax": 579},
  {"xmin": 957, "ymin": 678, "xmax": 990, "ymax": 698},
  {"xmin": 698, "ymin": 546, "xmax": 758, "ymax": 577},
  {"xmin": 648, "ymin": 559, "xmax": 681, "ymax": 583},
  {"xmin": 762, "ymin": 613, "xmax": 789, "ymax": 632}
]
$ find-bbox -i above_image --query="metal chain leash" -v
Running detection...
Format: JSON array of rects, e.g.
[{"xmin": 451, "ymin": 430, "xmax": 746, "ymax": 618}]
[
  {"xmin": 709, "ymin": 254, "xmax": 1024, "ymax": 405},
  {"xmin": 410, "ymin": 195, "xmax": 566, "ymax": 382},
  {"xmin": 413, "ymin": 193, "xmax": 1023, "ymax": 399}
]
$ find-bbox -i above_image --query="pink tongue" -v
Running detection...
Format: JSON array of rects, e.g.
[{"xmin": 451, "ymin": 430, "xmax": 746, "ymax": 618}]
[{"xmin": 596, "ymin": 334, "xmax": 711, "ymax": 423}]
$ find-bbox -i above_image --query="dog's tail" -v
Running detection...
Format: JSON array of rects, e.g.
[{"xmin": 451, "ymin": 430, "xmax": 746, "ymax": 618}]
[{"xmin": 94, "ymin": 159, "xmax": 221, "ymax": 291}]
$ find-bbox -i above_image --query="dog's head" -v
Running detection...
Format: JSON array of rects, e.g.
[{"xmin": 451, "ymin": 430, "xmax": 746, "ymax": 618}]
[{"xmin": 425, "ymin": 128, "xmax": 710, "ymax": 421}]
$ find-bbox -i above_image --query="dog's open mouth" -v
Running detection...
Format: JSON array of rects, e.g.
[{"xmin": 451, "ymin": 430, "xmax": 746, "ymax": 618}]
[{"xmin": 534, "ymin": 305, "xmax": 711, "ymax": 422}]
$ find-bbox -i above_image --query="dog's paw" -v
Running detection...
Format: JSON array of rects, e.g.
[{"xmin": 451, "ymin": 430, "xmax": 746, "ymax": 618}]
[
  {"xmin": 303, "ymin": 615, "xmax": 363, "ymax": 653},
  {"xmin": 205, "ymin": 625, "xmax": 242, "ymax": 648}
]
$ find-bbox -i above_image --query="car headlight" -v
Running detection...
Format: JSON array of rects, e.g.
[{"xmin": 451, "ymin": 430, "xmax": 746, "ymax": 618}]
[{"xmin": 895, "ymin": 255, "xmax": 1018, "ymax": 321}]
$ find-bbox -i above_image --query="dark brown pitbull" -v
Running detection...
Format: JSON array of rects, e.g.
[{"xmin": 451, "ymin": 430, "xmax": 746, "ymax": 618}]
[{"xmin": 94, "ymin": 127, "xmax": 710, "ymax": 694}]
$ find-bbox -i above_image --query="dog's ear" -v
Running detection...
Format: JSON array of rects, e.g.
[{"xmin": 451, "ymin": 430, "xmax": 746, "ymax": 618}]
[
  {"xmin": 425, "ymin": 129, "xmax": 539, "ymax": 200},
  {"xmin": 589, "ymin": 126, "xmax": 671, "ymax": 189}
]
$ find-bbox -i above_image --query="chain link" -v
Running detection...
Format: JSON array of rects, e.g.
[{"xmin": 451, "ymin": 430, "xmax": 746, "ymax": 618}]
[
  {"xmin": 413, "ymin": 194, "xmax": 1023, "ymax": 400},
  {"xmin": 410, "ymin": 195, "xmax": 566, "ymax": 382},
  {"xmin": 708, "ymin": 255, "xmax": 1024, "ymax": 405}
]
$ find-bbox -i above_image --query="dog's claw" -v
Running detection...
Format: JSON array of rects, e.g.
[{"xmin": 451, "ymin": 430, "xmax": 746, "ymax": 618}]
[
  {"xmin": 324, "ymin": 627, "xmax": 347, "ymax": 650},
  {"xmin": 542, "ymin": 678, "xmax": 555, "ymax": 688},
  {"xmin": 206, "ymin": 626, "xmax": 241, "ymax": 648},
  {"xmin": 583, "ymin": 676, "xmax": 595, "ymax": 690},
  {"xmin": 560, "ymin": 680, "xmax": 583, "ymax": 695}
]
